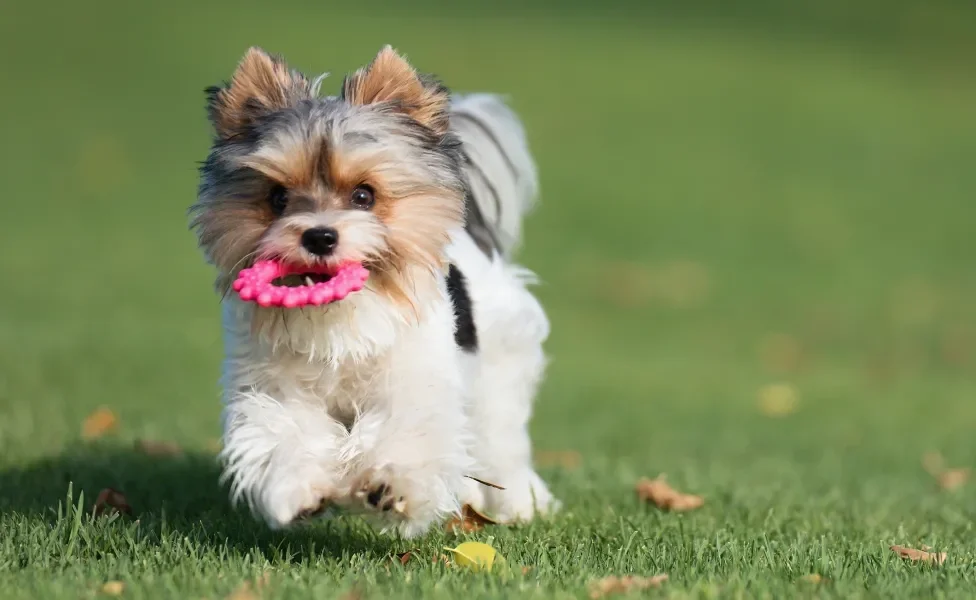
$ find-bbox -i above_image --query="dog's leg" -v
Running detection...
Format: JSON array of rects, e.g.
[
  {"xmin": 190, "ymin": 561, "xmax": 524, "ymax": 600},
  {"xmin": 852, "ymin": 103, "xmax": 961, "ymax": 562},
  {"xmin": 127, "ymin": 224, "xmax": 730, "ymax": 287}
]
[
  {"xmin": 338, "ymin": 322, "xmax": 474, "ymax": 538},
  {"xmin": 220, "ymin": 390, "xmax": 347, "ymax": 529},
  {"xmin": 470, "ymin": 334, "xmax": 559, "ymax": 522},
  {"xmin": 464, "ymin": 261, "xmax": 559, "ymax": 523}
]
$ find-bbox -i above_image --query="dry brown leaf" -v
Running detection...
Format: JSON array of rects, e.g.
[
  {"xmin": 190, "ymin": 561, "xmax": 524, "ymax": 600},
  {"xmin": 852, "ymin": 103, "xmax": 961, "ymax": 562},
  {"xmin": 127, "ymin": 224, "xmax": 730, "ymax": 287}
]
[
  {"xmin": 798, "ymin": 574, "xmax": 825, "ymax": 584},
  {"xmin": 255, "ymin": 572, "xmax": 270, "ymax": 591},
  {"xmin": 535, "ymin": 450, "xmax": 582, "ymax": 470},
  {"xmin": 135, "ymin": 439, "xmax": 184, "ymax": 457},
  {"xmin": 759, "ymin": 333, "xmax": 804, "ymax": 373},
  {"xmin": 757, "ymin": 383, "xmax": 799, "ymax": 417},
  {"xmin": 587, "ymin": 259, "xmax": 709, "ymax": 309},
  {"xmin": 101, "ymin": 581, "xmax": 125, "ymax": 596},
  {"xmin": 225, "ymin": 582, "xmax": 257, "ymax": 600},
  {"xmin": 82, "ymin": 407, "xmax": 118, "ymax": 440},
  {"xmin": 938, "ymin": 468, "xmax": 970, "ymax": 491},
  {"xmin": 445, "ymin": 504, "xmax": 501, "ymax": 533},
  {"xmin": 890, "ymin": 545, "xmax": 947, "ymax": 565},
  {"xmin": 589, "ymin": 574, "xmax": 668, "ymax": 598},
  {"xmin": 521, "ymin": 566, "xmax": 533, "ymax": 575},
  {"xmin": 94, "ymin": 488, "xmax": 133, "ymax": 517},
  {"xmin": 922, "ymin": 452, "xmax": 970, "ymax": 491},
  {"xmin": 655, "ymin": 260, "xmax": 710, "ymax": 308},
  {"xmin": 395, "ymin": 550, "xmax": 415, "ymax": 565},
  {"xmin": 225, "ymin": 575, "xmax": 269, "ymax": 600},
  {"xmin": 636, "ymin": 476, "xmax": 703, "ymax": 512}
]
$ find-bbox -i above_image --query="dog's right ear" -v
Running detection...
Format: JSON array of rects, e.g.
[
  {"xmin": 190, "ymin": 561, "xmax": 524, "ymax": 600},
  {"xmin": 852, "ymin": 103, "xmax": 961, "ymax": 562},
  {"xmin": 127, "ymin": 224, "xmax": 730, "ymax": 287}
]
[{"xmin": 206, "ymin": 47, "xmax": 311, "ymax": 138}]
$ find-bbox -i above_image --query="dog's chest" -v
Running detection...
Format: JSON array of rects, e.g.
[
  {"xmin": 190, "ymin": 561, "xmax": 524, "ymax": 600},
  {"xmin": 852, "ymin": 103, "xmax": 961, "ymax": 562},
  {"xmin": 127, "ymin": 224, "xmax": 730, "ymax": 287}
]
[{"xmin": 260, "ymin": 352, "xmax": 388, "ymax": 426}]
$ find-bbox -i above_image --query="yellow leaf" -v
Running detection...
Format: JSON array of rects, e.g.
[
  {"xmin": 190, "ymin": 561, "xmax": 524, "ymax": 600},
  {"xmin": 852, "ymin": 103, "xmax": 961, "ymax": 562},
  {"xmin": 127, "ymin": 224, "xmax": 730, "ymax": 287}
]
[
  {"xmin": 101, "ymin": 581, "xmax": 125, "ymax": 596},
  {"xmin": 444, "ymin": 541, "xmax": 501, "ymax": 571},
  {"xmin": 757, "ymin": 383, "xmax": 799, "ymax": 417}
]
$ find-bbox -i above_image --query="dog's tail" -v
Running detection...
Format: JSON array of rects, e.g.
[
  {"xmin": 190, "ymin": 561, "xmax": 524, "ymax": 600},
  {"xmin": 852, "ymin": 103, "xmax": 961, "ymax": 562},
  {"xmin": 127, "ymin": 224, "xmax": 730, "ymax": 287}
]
[{"xmin": 450, "ymin": 94, "xmax": 539, "ymax": 258}]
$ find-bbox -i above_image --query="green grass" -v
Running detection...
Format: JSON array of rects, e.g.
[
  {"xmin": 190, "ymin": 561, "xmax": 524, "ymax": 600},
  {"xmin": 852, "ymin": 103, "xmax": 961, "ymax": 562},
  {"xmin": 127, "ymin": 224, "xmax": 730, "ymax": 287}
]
[{"xmin": 2, "ymin": 0, "xmax": 976, "ymax": 597}]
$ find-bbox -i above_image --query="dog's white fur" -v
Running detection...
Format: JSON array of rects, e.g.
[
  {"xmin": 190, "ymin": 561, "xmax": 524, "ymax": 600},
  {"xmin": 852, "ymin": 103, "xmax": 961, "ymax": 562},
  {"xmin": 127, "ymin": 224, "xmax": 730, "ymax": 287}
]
[{"xmin": 216, "ymin": 94, "xmax": 557, "ymax": 537}]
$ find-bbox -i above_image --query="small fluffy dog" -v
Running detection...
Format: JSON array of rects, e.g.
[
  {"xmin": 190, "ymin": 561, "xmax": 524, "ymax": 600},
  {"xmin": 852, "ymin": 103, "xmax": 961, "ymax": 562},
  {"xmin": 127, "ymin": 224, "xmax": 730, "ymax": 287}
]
[{"xmin": 190, "ymin": 46, "xmax": 557, "ymax": 537}]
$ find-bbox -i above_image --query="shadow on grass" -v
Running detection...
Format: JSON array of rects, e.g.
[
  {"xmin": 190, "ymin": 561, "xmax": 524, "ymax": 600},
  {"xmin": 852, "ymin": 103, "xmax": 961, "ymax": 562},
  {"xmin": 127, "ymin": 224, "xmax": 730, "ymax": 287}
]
[{"xmin": 0, "ymin": 444, "xmax": 395, "ymax": 562}]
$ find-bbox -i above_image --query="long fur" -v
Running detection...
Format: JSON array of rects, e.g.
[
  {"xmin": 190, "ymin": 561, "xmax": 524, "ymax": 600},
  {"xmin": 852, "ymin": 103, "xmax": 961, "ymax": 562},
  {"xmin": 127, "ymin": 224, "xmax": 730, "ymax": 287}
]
[
  {"xmin": 451, "ymin": 93, "xmax": 540, "ymax": 257},
  {"xmin": 190, "ymin": 46, "xmax": 557, "ymax": 537}
]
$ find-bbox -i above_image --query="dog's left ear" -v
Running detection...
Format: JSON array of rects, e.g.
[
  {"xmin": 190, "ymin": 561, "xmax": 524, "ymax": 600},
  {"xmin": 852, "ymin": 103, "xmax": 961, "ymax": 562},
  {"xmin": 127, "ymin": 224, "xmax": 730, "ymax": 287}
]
[
  {"xmin": 341, "ymin": 46, "xmax": 450, "ymax": 135},
  {"xmin": 206, "ymin": 47, "xmax": 311, "ymax": 138}
]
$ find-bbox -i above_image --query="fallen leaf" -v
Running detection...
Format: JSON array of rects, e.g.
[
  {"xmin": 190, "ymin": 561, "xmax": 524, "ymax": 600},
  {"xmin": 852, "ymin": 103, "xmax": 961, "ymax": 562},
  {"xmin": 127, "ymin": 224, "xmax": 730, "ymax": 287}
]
[
  {"xmin": 134, "ymin": 439, "xmax": 183, "ymax": 457},
  {"xmin": 521, "ymin": 566, "xmax": 533, "ymax": 575},
  {"xmin": 93, "ymin": 488, "xmax": 133, "ymax": 517},
  {"xmin": 922, "ymin": 452, "xmax": 970, "ymax": 491},
  {"xmin": 395, "ymin": 550, "xmax": 416, "ymax": 565},
  {"xmin": 535, "ymin": 450, "xmax": 582, "ymax": 469},
  {"xmin": 757, "ymin": 383, "xmax": 799, "ymax": 417},
  {"xmin": 444, "ymin": 541, "xmax": 502, "ymax": 571},
  {"xmin": 445, "ymin": 504, "xmax": 501, "ymax": 533},
  {"xmin": 586, "ymin": 259, "xmax": 709, "ymax": 309},
  {"xmin": 589, "ymin": 574, "xmax": 668, "ymax": 598},
  {"xmin": 890, "ymin": 545, "xmax": 946, "ymax": 565},
  {"xmin": 759, "ymin": 333, "xmax": 804, "ymax": 373},
  {"xmin": 255, "ymin": 572, "xmax": 270, "ymax": 591},
  {"xmin": 798, "ymin": 574, "xmax": 824, "ymax": 584},
  {"xmin": 101, "ymin": 581, "xmax": 125, "ymax": 596},
  {"xmin": 636, "ymin": 476, "xmax": 703, "ymax": 512},
  {"xmin": 82, "ymin": 407, "xmax": 118, "ymax": 440},
  {"xmin": 225, "ymin": 582, "xmax": 257, "ymax": 600},
  {"xmin": 225, "ymin": 575, "xmax": 269, "ymax": 600},
  {"xmin": 937, "ymin": 468, "xmax": 970, "ymax": 491},
  {"xmin": 654, "ymin": 260, "xmax": 710, "ymax": 308}
]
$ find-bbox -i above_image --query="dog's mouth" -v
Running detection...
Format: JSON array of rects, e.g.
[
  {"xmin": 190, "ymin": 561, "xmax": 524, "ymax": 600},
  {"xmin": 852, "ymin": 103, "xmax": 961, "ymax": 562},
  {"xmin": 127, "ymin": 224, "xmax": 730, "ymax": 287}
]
[
  {"xmin": 233, "ymin": 261, "xmax": 370, "ymax": 308},
  {"xmin": 271, "ymin": 272, "xmax": 335, "ymax": 288}
]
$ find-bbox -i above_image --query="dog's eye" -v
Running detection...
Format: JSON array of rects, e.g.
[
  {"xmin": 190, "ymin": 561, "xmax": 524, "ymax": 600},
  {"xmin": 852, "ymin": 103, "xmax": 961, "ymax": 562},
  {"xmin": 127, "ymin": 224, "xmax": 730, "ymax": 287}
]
[
  {"xmin": 268, "ymin": 185, "xmax": 288, "ymax": 216},
  {"xmin": 350, "ymin": 185, "xmax": 375, "ymax": 210}
]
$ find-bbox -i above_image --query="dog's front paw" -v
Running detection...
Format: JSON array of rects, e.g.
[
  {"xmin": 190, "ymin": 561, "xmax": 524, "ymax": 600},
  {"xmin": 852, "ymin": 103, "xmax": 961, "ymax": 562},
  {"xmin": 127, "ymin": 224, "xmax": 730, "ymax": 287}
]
[
  {"xmin": 343, "ymin": 465, "xmax": 459, "ymax": 537},
  {"xmin": 348, "ymin": 466, "xmax": 414, "ymax": 518},
  {"xmin": 254, "ymin": 473, "xmax": 338, "ymax": 530}
]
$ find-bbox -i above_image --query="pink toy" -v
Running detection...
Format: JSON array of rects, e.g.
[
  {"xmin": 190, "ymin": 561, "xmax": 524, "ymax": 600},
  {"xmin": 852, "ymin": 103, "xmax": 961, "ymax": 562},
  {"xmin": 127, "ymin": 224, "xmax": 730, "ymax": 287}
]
[{"xmin": 232, "ymin": 260, "xmax": 370, "ymax": 308}]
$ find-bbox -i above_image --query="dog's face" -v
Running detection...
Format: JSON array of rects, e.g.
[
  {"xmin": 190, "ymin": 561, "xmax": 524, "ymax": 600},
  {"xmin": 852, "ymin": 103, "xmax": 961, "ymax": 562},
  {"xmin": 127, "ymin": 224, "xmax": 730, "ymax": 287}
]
[{"xmin": 191, "ymin": 46, "xmax": 465, "ymax": 304}]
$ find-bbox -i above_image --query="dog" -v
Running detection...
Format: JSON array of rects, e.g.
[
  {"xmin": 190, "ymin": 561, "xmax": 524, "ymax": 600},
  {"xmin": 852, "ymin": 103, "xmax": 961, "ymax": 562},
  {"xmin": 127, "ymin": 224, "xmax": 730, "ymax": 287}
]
[{"xmin": 189, "ymin": 45, "xmax": 557, "ymax": 537}]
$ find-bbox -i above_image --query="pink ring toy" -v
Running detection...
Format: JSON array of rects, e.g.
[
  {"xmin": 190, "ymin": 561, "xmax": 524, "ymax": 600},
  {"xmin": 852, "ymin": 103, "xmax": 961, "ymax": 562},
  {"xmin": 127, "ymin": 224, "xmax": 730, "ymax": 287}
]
[{"xmin": 231, "ymin": 260, "xmax": 369, "ymax": 308}]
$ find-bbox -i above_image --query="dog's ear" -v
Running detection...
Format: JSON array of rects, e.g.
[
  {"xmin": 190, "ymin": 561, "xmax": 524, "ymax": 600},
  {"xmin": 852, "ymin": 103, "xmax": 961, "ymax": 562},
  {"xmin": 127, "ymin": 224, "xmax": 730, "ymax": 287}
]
[
  {"xmin": 341, "ymin": 46, "xmax": 450, "ymax": 135},
  {"xmin": 206, "ymin": 47, "xmax": 311, "ymax": 138}
]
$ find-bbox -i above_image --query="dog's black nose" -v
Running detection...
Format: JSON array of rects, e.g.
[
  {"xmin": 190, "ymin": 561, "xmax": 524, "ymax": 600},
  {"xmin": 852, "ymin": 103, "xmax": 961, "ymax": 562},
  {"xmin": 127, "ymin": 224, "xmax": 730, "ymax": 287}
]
[{"xmin": 301, "ymin": 227, "xmax": 339, "ymax": 256}]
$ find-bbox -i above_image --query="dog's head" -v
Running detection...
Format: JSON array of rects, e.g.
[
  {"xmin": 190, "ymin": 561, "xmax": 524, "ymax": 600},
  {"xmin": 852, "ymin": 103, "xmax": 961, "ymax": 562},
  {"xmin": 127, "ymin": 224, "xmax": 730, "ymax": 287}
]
[{"xmin": 191, "ymin": 46, "xmax": 465, "ymax": 308}]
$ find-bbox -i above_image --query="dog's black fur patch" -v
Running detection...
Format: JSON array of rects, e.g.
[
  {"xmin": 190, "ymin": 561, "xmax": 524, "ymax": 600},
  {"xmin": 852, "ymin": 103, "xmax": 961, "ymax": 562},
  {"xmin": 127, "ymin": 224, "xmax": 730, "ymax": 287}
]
[{"xmin": 446, "ymin": 264, "xmax": 477, "ymax": 352}]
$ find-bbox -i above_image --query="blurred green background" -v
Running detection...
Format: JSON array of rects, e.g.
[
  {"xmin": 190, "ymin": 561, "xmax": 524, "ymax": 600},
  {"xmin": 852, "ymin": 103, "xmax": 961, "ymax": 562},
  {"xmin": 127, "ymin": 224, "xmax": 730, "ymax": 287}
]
[{"xmin": 1, "ymin": 0, "xmax": 975, "ymax": 597}]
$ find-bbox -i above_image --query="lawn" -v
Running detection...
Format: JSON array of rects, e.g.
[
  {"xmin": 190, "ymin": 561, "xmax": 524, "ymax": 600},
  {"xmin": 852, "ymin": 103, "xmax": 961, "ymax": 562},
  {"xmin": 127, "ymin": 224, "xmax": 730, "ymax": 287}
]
[{"xmin": 1, "ymin": 1, "xmax": 976, "ymax": 597}]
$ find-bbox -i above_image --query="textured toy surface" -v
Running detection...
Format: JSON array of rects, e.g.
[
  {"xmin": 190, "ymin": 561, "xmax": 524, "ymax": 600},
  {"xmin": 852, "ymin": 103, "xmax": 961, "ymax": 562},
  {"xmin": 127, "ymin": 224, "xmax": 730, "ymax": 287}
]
[{"xmin": 232, "ymin": 260, "xmax": 369, "ymax": 308}]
